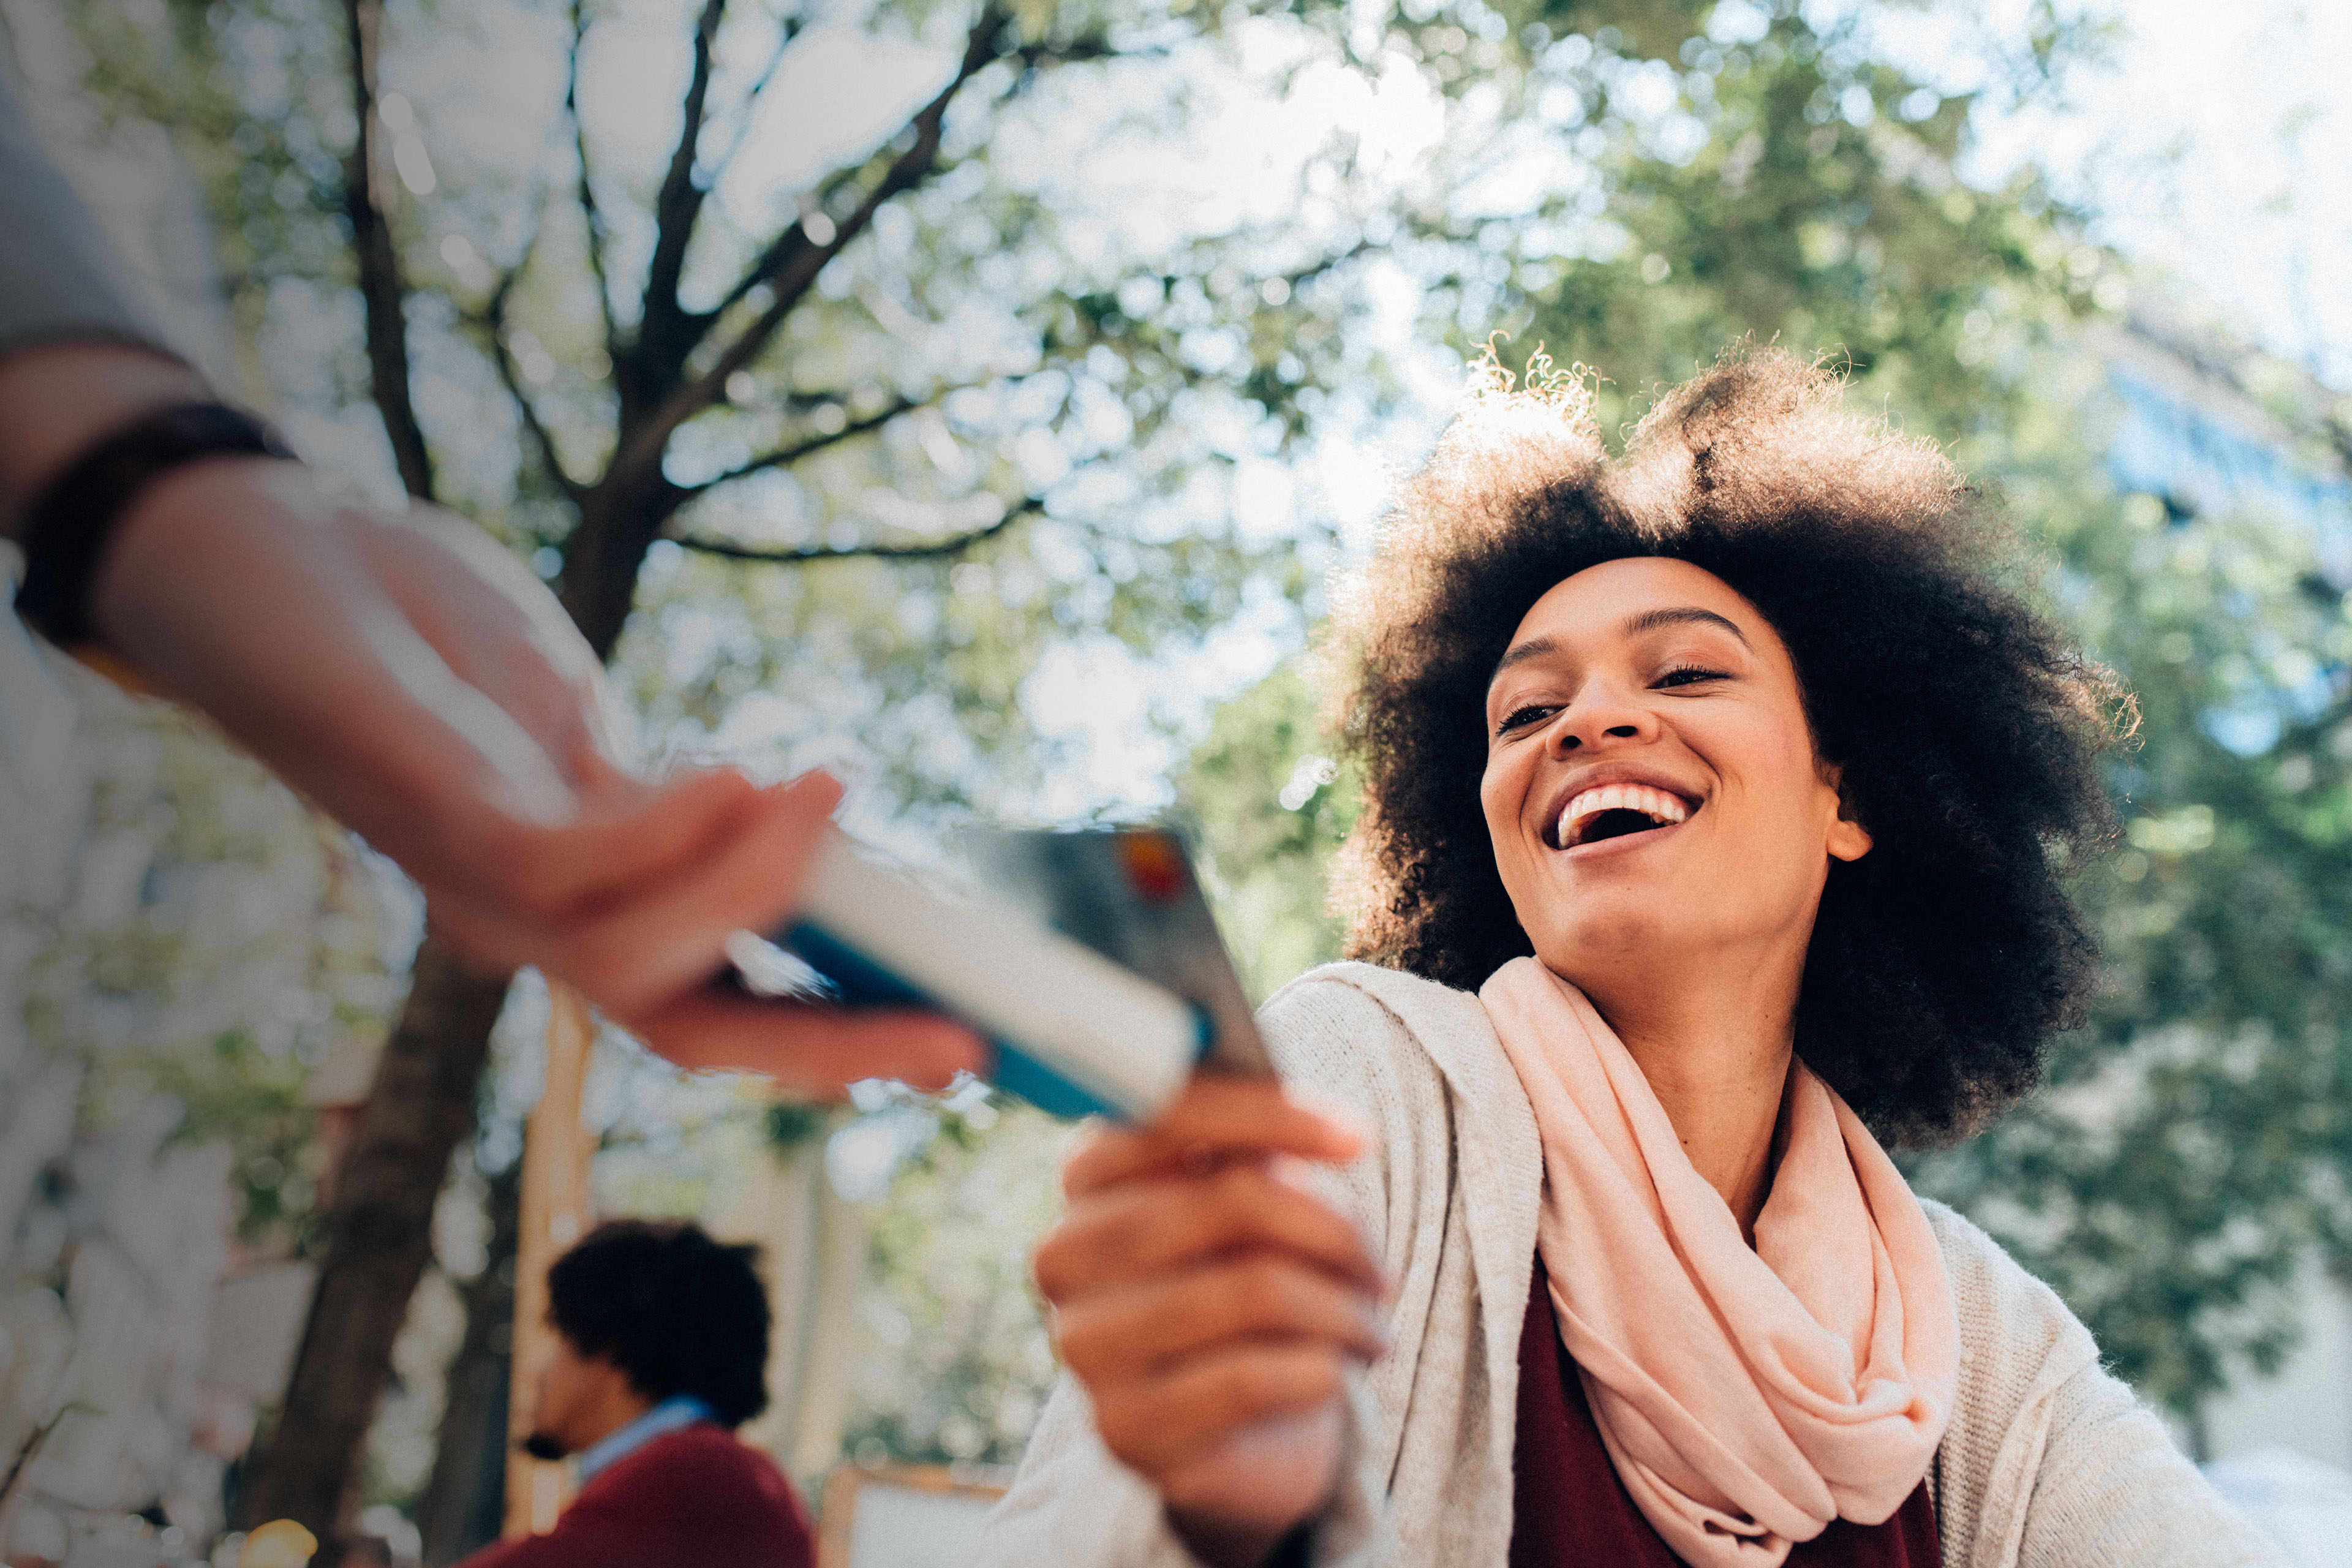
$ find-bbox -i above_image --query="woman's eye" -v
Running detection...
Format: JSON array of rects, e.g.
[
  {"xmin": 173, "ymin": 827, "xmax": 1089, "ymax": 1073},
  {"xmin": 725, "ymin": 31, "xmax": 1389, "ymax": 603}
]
[
  {"xmin": 1656, "ymin": 665, "xmax": 1727, "ymax": 689},
  {"xmin": 1496, "ymin": 704, "xmax": 1556, "ymax": 734}
]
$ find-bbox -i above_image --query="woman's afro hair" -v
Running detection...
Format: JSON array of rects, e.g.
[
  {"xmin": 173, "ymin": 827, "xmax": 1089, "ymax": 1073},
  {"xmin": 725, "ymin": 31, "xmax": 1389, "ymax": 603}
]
[{"xmin": 1325, "ymin": 349, "xmax": 2131, "ymax": 1147}]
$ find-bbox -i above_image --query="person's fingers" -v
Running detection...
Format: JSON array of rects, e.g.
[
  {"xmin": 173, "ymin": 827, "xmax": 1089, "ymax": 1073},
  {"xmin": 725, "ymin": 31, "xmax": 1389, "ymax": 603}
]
[
  {"xmin": 1053, "ymin": 1256, "xmax": 1387, "ymax": 1382},
  {"xmin": 484, "ymin": 765, "xmax": 773, "ymax": 919},
  {"xmin": 1035, "ymin": 1164, "xmax": 1384, "ymax": 1304},
  {"xmin": 502, "ymin": 766, "xmax": 758, "ymax": 916},
  {"xmin": 1063, "ymin": 1077, "xmax": 1364, "ymax": 1198},
  {"xmin": 429, "ymin": 866, "xmax": 989, "ymax": 1097},
  {"xmin": 426, "ymin": 771, "xmax": 838, "ymax": 1013},
  {"xmin": 1088, "ymin": 1346, "xmax": 1351, "ymax": 1480},
  {"xmin": 626, "ymin": 991, "xmax": 985, "ymax": 1095},
  {"xmin": 537, "ymin": 772, "xmax": 843, "ymax": 1016}
]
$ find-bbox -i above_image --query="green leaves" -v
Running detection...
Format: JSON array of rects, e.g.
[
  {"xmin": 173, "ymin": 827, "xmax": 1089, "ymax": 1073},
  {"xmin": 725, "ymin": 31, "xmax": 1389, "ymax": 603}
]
[
  {"xmin": 70, "ymin": 0, "xmax": 2351, "ymax": 1456},
  {"xmin": 1902, "ymin": 461, "xmax": 2352, "ymax": 1422},
  {"xmin": 1177, "ymin": 661, "xmax": 1359, "ymax": 1000}
]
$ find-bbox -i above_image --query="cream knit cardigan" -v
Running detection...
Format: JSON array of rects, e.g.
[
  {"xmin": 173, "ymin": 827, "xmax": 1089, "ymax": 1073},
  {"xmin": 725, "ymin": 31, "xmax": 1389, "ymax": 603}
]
[{"xmin": 976, "ymin": 963, "xmax": 2286, "ymax": 1568}]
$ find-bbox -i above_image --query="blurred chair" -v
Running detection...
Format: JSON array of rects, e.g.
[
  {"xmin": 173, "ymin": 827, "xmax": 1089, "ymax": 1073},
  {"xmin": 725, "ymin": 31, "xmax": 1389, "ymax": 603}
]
[{"xmin": 816, "ymin": 1463, "xmax": 1006, "ymax": 1568}]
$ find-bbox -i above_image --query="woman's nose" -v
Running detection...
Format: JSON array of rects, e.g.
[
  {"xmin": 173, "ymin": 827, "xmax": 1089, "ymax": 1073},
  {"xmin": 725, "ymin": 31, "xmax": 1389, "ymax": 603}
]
[{"xmin": 1547, "ymin": 688, "xmax": 1654, "ymax": 753}]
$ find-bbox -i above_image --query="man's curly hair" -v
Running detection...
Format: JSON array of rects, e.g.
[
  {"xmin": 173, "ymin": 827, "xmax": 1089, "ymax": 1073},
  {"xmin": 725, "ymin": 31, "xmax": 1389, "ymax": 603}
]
[
  {"xmin": 548, "ymin": 1219, "xmax": 771, "ymax": 1427},
  {"xmin": 1327, "ymin": 350, "xmax": 2130, "ymax": 1146}
]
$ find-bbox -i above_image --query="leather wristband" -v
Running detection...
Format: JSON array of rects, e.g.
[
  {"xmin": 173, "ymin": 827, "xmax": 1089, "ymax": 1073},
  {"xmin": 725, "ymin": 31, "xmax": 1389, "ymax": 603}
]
[{"xmin": 14, "ymin": 401, "xmax": 295, "ymax": 646}]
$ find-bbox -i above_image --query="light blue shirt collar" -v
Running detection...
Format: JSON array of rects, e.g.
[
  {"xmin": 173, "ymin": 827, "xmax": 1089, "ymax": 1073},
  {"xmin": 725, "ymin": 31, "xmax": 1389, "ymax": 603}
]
[{"xmin": 576, "ymin": 1394, "xmax": 715, "ymax": 1485}]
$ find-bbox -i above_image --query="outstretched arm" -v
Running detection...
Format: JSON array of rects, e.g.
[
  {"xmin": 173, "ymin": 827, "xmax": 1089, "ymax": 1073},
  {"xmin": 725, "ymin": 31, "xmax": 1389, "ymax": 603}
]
[
  {"xmin": 0, "ymin": 339, "xmax": 979, "ymax": 1093},
  {"xmin": 0, "ymin": 64, "xmax": 981, "ymax": 1094}
]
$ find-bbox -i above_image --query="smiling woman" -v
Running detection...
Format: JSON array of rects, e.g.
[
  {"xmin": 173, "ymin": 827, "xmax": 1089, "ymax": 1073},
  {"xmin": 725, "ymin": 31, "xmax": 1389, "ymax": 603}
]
[
  {"xmin": 975, "ymin": 353, "xmax": 2279, "ymax": 1568},
  {"xmin": 1338, "ymin": 352, "xmax": 2126, "ymax": 1147}
]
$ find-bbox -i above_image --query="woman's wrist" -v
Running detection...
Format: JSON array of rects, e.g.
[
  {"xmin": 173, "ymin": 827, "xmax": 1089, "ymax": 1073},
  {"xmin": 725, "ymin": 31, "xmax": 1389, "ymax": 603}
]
[{"xmin": 1159, "ymin": 1400, "xmax": 1347, "ymax": 1568}]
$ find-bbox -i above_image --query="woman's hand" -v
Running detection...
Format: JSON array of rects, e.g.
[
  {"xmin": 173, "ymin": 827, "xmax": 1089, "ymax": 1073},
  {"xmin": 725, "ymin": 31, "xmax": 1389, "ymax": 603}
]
[{"xmin": 1033, "ymin": 1077, "xmax": 1387, "ymax": 1567}]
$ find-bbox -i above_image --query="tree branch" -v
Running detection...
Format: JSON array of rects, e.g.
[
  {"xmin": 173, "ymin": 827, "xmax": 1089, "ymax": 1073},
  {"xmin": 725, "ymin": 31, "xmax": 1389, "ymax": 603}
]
[
  {"xmin": 480, "ymin": 267, "xmax": 586, "ymax": 504},
  {"xmin": 666, "ymin": 493, "xmax": 1040, "ymax": 563},
  {"xmin": 705, "ymin": 14, "xmax": 805, "ymax": 184},
  {"xmin": 568, "ymin": 0, "xmax": 620, "ymax": 352},
  {"xmin": 705, "ymin": 29, "xmax": 1121, "ymax": 330},
  {"xmin": 636, "ymin": 0, "xmax": 728, "ymax": 359},
  {"xmin": 342, "ymin": 0, "xmax": 435, "ymax": 502},
  {"xmin": 708, "ymin": 160, "xmax": 865, "ymax": 326},
  {"xmin": 609, "ymin": 7, "xmax": 1014, "ymax": 488},
  {"xmin": 677, "ymin": 394, "xmax": 929, "ymax": 497}
]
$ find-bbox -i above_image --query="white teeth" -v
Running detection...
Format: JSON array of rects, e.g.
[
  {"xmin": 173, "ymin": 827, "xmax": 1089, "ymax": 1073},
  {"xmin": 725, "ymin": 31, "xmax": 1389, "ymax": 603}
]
[{"xmin": 1557, "ymin": 783, "xmax": 1691, "ymax": 846}]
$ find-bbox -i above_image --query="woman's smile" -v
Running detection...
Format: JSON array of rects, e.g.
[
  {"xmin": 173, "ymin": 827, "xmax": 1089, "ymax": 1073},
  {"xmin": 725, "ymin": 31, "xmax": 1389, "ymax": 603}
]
[
  {"xmin": 1558, "ymin": 806, "xmax": 1684, "ymax": 858},
  {"xmin": 1545, "ymin": 773, "xmax": 1702, "ymax": 851}
]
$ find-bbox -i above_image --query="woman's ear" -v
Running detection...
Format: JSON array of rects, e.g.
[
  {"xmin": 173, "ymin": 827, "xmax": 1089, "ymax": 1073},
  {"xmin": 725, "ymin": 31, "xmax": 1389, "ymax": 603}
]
[{"xmin": 1823, "ymin": 767, "xmax": 1872, "ymax": 862}]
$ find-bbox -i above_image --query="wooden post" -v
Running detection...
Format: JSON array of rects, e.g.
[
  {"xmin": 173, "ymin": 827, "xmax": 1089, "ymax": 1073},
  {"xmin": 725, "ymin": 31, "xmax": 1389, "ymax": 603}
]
[
  {"xmin": 503, "ymin": 981, "xmax": 597, "ymax": 1540},
  {"xmin": 714, "ymin": 1132, "xmax": 868, "ymax": 1485}
]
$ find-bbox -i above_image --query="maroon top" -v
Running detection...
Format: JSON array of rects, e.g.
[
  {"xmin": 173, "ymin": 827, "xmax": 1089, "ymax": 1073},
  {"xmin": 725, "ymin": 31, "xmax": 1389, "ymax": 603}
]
[
  {"xmin": 456, "ymin": 1423, "xmax": 814, "ymax": 1568},
  {"xmin": 1509, "ymin": 1259, "xmax": 1939, "ymax": 1567}
]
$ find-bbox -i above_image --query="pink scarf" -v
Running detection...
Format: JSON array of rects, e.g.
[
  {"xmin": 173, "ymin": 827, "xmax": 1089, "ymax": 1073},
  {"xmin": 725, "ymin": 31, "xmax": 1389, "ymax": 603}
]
[{"xmin": 1480, "ymin": 958, "xmax": 1958, "ymax": 1567}]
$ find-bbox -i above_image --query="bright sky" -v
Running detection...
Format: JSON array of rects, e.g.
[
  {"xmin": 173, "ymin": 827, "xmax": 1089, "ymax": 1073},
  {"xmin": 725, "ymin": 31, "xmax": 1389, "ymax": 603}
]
[
  {"xmin": 658, "ymin": 0, "xmax": 2352, "ymax": 390},
  {"xmin": 1970, "ymin": 0, "xmax": 2352, "ymax": 387}
]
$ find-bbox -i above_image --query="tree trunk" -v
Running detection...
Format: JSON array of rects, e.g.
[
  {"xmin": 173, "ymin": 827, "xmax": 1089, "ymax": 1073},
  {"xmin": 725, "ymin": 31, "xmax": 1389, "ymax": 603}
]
[
  {"xmin": 561, "ymin": 473, "xmax": 685, "ymax": 662},
  {"xmin": 241, "ymin": 940, "xmax": 511, "ymax": 1558},
  {"xmin": 415, "ymin": 1158, "xmax": 522, "ymax": 1567},
  {"xmin": 248, "ymin": 277, "xmax": 687, "ymax": 1562}
]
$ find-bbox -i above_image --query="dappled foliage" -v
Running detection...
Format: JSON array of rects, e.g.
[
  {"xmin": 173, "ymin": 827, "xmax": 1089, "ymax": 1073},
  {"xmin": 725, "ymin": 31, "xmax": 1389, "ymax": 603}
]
[
  {"xmin": 10, "ymin": 670, "xmax": 392, "ymax": 1260},
  {"xmin": 1905, "ymin": 371, "xmax": 2352, "ymax": 1429},
  {"xmin": 840, "ymin": 1100, "xmax": 1079, "ymax": 1468},
  {"xmin": 50, "ymin": 0, "xmax": 2352, "ymax": 1493}
]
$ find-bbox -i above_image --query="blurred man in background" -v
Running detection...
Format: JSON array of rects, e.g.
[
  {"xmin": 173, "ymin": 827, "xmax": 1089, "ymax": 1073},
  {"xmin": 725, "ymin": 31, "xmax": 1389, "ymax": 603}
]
[{"xmin": 456, "ymin": 1220, "xmax": 813, "ymax": 1567}]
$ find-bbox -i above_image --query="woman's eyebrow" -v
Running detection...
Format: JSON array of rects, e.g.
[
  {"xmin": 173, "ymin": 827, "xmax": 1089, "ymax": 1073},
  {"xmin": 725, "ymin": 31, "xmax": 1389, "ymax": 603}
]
[
  {"xmin": 1490, "ymin": 635, "xmax": 1559, "ymax": 682},
  {"xmin": 1621, "ymin": 605, "xmax": 1749, "ymax": 644},
  {"xmin": 1490, "ymin": 606, "xmax": 1749, "ymax": 685}
]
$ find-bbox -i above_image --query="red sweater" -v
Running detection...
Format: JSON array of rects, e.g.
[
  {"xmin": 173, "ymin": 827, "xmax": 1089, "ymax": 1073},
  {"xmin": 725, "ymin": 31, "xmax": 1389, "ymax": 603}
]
[{"xmin": 457, "ymin": 1423, "xmax": 813, "ymax": 1568}]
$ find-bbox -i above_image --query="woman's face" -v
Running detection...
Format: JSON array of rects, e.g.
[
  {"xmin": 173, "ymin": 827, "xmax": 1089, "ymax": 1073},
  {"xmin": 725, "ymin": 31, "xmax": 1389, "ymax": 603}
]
[{"xmin": 1480, "ymin": 557, "xmax": 1871, "ymax": 993}]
